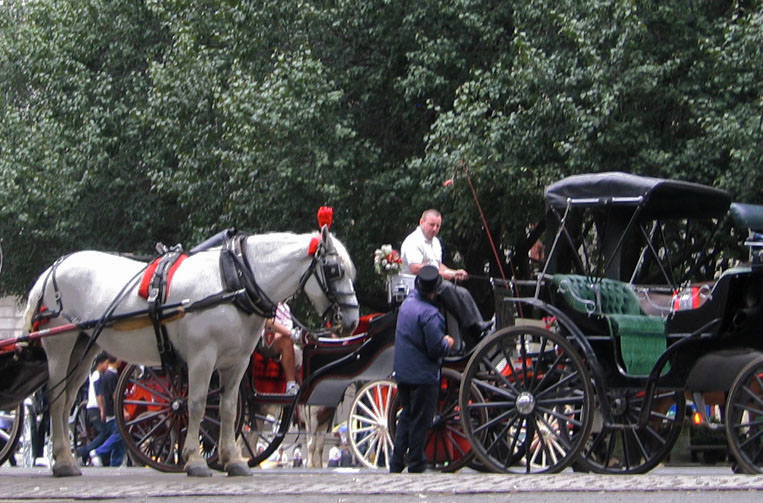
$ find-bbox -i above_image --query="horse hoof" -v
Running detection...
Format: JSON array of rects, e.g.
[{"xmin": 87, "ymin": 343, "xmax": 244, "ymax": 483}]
[
  {"xmin": 185, "ymin": 463, "xmax": 213, "ymax": 477},
  {"xmin": 225, "ymin": 461, "xmax": 252, "ymax": 477},
  {"xmin": 52, "ymin": 463, "xmax": 82, "ymax": 477}
]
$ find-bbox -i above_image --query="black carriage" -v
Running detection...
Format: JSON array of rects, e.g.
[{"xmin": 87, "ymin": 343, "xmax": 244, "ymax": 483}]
[{"xmin": 457, "ymin": 172, "xmax": 763, "ymax": 474}]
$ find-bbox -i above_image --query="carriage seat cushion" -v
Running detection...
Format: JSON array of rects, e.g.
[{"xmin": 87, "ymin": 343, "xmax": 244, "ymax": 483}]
[
  {"xmin": 606, "ymin": 314, "xmax": 667, "ymax": 375},
  {"xmin": 552, "ymin": 274, "xmax": 666, "ymax": 375}
]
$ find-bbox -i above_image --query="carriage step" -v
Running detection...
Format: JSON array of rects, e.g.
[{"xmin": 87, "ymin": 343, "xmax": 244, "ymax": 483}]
[{"xmin": 252, "ymin": 391, "xmax": 300, "ymax": 403}]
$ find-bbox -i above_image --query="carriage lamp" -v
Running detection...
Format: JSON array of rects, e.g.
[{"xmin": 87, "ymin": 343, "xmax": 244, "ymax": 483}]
[{"xmin": 693, "ymin": 411, "xmax": 703, "ymax": 426}]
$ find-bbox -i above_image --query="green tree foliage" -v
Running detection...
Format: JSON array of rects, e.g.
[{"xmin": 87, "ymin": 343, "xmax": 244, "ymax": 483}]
[
  {"xmin": 0, "ymin": 0, "xmax": 181, "ymax": 294},
  {"xmin": 1, "ymin": 0, "xmax": 761, "ymax": 313}
]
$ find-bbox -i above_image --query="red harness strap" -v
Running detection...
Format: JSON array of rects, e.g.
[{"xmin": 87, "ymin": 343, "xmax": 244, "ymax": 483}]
[{"xmin": 138, "ymin": 254, "xmax": 188, "ymax": 300}]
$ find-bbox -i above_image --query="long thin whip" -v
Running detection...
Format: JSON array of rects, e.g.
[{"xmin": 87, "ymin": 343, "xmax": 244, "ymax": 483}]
[{"xmin": 458, "ymin": 163, "xmax": 523, "ymax": 317}]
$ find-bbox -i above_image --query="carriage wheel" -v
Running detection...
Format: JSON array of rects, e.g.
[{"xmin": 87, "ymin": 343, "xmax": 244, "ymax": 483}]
[
  {"xmin": 0, "ymin": 403, "xmax": 23, "ymax": 466},
  {"xmin": 458, "ymin": 325, "xmax": 594, "ymax": 474},
  {"xmin": 115, "ymin": 364, "xmax": 241, "ymax": 472},
  {"xmin": 387, "ymin": 368, "xmax": 483, "ymax": 472},
  {"xmin": 725, "ymin": 355, "xmax": 763, "ymax": 474},
  {"xmin": 576, "ymin": 388, "xmax": 685, "ymax": 474},
  {"xmin": 237, "ymin": 386, "xmax": 291, "ymax": 468},
  {"xmin": 348, "ymin": 379, "xmax": 397, "ymax": 469},
  {"xmin": 71, "ymin": 400, "xmax": 96, "ymax": 464}
]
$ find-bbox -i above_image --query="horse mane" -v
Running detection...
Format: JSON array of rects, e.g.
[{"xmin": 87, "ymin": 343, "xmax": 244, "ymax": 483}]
[{"xmin": 248, "ymin": 232, "xmax": 356, "ymax": 281}]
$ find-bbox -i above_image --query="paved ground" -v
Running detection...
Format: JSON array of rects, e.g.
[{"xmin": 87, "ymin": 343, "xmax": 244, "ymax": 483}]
[{"xmin": 1, "ymin": 466, "xmax": 763, "ymax": 502}]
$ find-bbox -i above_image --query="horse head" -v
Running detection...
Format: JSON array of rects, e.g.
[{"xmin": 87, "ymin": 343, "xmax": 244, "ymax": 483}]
[{"xmin": 302, "ymin": 225, "xmax": 359, "ymax": 336}]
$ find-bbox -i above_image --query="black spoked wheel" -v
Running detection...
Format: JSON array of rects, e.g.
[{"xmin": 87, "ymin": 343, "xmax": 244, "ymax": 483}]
[
  {"xmin": 458, "ymin": 325, "xmax": 594, "ymax": 474},
  {"xmin": 115, "ymin": 364, "xmax": 240, "ymax": 472},
  {"xmin": 725, "ymin": 355, "xmax": 763, "ymax": 474},
  {"xmin": 71, "ymin": 400, "xmax": 95, "ymax": 464},
  {"xmin": 577, "ymin": 387, "xmax": 685, "ymax": 474},
  {"xmin": 0, "ymin": 403, "xmax": 23, "ymax": 466},
  {"xmin": 238, "ymin": 389, "xmax": 291, "ymax": 468},
  {"xmin": 388, "ymin": 368, "xmax": 483, "ymax": 472}
]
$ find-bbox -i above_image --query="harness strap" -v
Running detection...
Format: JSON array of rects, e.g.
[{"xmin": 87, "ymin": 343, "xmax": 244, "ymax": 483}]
[
  {"xmin": 145, "ymin": 248, "xmax": 186, "ymax": 371},
  {"xmin": 219, "ymin": 233, "xmax": 277, "ymax": 318},
  {"xmin": 32, "ymin": 255, "xmax": 70, "ymax": 326}
]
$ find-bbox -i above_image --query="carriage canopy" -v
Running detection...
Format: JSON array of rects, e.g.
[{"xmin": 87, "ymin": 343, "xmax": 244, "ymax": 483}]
[{"xmin": 545, "ymin": 172, "xmax": 731, "ymax": 220}]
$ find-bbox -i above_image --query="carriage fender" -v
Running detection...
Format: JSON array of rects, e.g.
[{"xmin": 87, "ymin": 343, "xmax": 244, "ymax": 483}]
[{"xmin": 685, "ymin": 348, "xmax": 763, "ymax": 392}]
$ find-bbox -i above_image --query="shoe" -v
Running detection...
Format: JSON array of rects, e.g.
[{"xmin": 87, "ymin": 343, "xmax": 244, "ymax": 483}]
[
  {"xmin": 89, "ymin": 450, "xmax": 103, "ymax": 467},
  {"xmin": 478, "ymin": 319, "xmax": 494, "ymax": 336},
  {"xmin": 285, "ymin": 381, "xmax": 299, "ymax": 395}
]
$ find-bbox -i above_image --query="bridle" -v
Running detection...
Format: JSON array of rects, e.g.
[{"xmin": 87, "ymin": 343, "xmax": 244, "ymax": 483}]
[{"xmin": 298, "ymin": 241, "xmax": 359, "ymax": 330}]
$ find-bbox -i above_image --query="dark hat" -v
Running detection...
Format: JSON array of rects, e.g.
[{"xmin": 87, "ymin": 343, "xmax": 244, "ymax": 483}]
[{"xmin": 415, "ymin": 265, "xmax": 442, "ymax": 294}]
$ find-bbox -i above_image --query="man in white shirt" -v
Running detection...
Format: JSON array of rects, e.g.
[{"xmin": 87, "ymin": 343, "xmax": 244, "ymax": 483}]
[{"xmin": 401, "ymin": 209, "xmax": 493, "ymax": 339}]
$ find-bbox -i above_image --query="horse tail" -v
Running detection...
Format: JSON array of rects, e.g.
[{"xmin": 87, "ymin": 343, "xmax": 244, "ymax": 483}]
[
  {"xmin": 22, "ymin": 271, "xmax": 48, "ymax": 333},
  {"xmin": 22, "ymin": 253, "xmax": 70, "ymax": 333}
]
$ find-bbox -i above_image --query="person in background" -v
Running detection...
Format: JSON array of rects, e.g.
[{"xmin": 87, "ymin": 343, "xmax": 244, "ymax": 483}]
[
  {"xmin": 90, "ymin": 357, "xmax": 125, "ymax": 467},
  {"xmin": 400, "ymin": 209, "xmax": 493, "ymax": 339},
  {"xmin": 327, "ymin": 444, "xmax": 341, "ymax": 467},
  {"xmin": 389, "ymin": 266, "xmax": 454, "ymax": 473},
  {"xmin": 292, "ymin": 443, "xmax": 303, "ymax": 468},
  {"xmin": 76, "ymin": 353, "xmax": 110, "ymax": 465}
]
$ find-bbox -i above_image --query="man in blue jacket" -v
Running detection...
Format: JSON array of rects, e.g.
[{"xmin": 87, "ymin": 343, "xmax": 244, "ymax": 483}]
[{"xmin": 390, "ymin": 265, "xmax": 454, "ymax": 473}]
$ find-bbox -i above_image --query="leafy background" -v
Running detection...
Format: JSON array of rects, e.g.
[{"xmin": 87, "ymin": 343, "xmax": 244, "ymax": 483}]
[{"xmin": 1, "ymin": 0, "xmax": 761, "ymax": 313}]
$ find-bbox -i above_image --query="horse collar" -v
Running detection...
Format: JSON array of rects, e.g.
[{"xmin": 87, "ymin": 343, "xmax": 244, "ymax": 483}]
[{"xmin": 219, "ymin": 233, "xmax": 277, "ymax": 318}]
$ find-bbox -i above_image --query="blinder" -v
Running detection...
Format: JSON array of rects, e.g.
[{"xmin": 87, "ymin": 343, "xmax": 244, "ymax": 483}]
[{"xmin": 322, "ymin": 259, "xmax": 344, "ymax": 282}]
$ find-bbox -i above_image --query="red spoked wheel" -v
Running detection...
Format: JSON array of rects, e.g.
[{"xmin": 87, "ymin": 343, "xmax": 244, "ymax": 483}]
[
  {"xmin": 388, "ymin": 368, "xmax": 483, "ymax": 472},
  {"xmin": 115, "ymin": 364, "xmax": 241, "ymax": 472}
]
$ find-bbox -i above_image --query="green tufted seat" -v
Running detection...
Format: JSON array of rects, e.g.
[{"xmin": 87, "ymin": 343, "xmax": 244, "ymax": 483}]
[{"xmin": 552, "ymin": 274, "xmax": 667, "ymax": 375}]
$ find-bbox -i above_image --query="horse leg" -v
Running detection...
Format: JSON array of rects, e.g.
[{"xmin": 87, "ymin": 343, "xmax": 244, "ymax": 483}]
[
  {"xmin": 217, "ymin": 365, "xmax": 251, "ymax": 476},
  {"xmin": 304, "ymin": 406, "xmax": 332, "ymax": 468},
  {"xmin": 44, "ymin": 334, "xmax": 97, "ymax": 477},
  {"xmin": 182, "ymin": 359, "xmax": 215, "ymax": 477},
  {"xmin": 314, "ymin": 407, "xmax": 334, "ymax": 468}
]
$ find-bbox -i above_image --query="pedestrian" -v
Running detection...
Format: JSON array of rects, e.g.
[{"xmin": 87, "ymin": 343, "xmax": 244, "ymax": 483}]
[
  {"xmin": 90, "ymin": 357, "xmax": 125, "ymax": 467},
  {"xmin": 339, "ymin": 439, "xmax": 353, "ymax": 467},
  {"xmin": 400, "ymin": 209, "xmax": 493, "ymax": 340},
  {"xmin": 76, "ymin": 353, "xmax": 110, "ymax": 465},
  {"xmin": 327, "ymin": 444, "xmax": 341, "ymax": 467},
  {"xmin": 292, "ymin": 444, "xmax": 303, "ymax": 468},
  {"xmin": 389, "ymin": 265, "xmax": 454, "ymax": 473}
]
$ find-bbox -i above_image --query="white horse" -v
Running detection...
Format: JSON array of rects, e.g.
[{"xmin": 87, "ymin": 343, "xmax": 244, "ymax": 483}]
[
  {"xmin": 23, "ymin": 226, "xmax": 359, "ymax": 477},
  {"xmin": 299, "ymin": 404, "xmax": 336, "ymax": 468}
]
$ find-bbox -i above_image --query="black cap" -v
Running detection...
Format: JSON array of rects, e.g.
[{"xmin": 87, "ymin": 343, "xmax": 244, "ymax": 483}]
[{"xmin": 415, "ymin": 265, "xmax": 442, "ymax": 294}]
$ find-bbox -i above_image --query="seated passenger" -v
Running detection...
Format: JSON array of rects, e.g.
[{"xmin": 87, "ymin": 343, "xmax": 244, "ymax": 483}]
[
  {"xmin": 400, "ymin": 209, "xmax": 493, "ymax": 339},
  {"xmin": 259, "ymin": 302, "xmax": 301, "ymax": 395}
]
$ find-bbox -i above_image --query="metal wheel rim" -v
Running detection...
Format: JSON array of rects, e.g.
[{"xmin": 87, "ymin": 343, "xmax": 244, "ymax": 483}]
[
  {"xmin": 578, "ymin": 388, "xmax": 685, "ymax": 474},
  {"xmin": 348, "ymin": 379, "xmax": 396, "ymax": 469},
  {"xmin": 725, "ymin": 356, "xmax": 763, "ymax": 474},
  {"xmin": 0, "ymin": 404, "xmax": 23, "ymax": 466},
  {"xmin": 388, "ymin": 368, "xmax": 479, "ymax": 472},
  {"xmin": 240, "ymin": 396, "xmax": 289, "ymax": 468},
  {"xmin": 115, "ymin": 364, "xmax": 232, "ymax": 472},
  {"xmin": 459, "ymin": 325, "xmax": 594, "ymax": 474}
]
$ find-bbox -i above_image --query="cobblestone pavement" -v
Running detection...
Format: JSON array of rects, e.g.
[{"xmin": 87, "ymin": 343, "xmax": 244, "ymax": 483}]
[{"xmin": 1, "ymin": 466, "xmax": 763, "ymax": 502}]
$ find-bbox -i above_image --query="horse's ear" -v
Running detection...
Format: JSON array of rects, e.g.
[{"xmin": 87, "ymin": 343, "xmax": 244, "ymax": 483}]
[{"xmin": 320, "ymin": 224, "xmax": 330, "ymax": 246}]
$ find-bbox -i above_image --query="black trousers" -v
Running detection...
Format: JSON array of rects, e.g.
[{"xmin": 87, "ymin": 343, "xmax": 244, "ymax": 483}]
[
  {"xmin": 437, "ymin": 281, "xmax": 484, "ymax": 333},
  {"xmin": 390, "ymin": 381, "xmax": 439, "ymax": 473}
]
